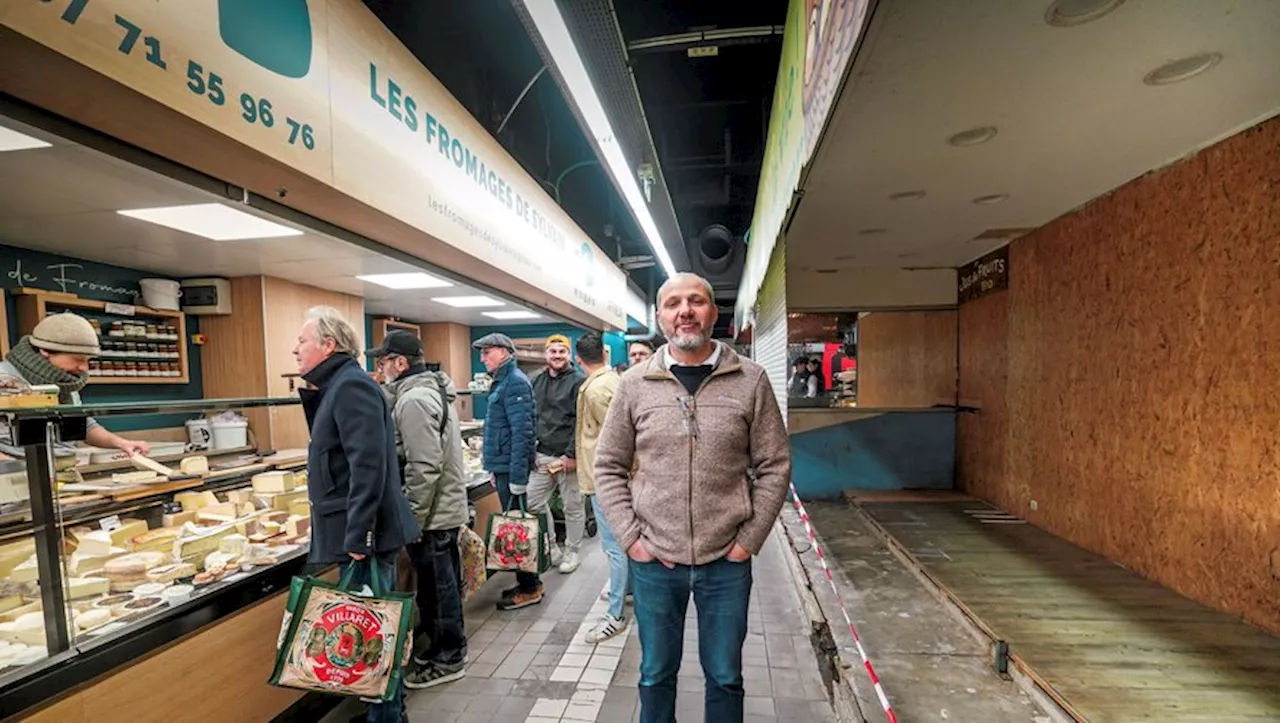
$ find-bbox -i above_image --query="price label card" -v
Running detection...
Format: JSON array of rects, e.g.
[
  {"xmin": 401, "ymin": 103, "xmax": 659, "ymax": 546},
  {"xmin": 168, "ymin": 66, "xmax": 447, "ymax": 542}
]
[
  {"xmin": 99, "ymin": 515, "xmax": 123, "ymax": 532},
  {"xmin": 104, "ymin": 303, "xmax": 137, "ymax": 317}
]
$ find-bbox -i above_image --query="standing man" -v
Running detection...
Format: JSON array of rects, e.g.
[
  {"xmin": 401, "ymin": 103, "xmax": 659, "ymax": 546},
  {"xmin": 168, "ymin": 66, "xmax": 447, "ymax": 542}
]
[
  {"xmin": 595, "ymin": 274, "xmax": 791, "ymax": 723},
  {"xmin": 474, "ymin": 333, "xmax": 544, "ymax": 610},
  {"xmin": 0, "ymin": 312, "xmax": 150, "ymax": 456},
  {"xmin": 294, "ymin": 307, "xmax": 420, "ymax": 723},
  {"xmin": 628, "ymin": 339, "xmax": 655, "ymax": 367},
  {"xmin": 572, "ymin": 332, "xmax": 625, "ymax": 643},
  {"xmin": 529, "ymin": 335, "xmax": 585, "ymax": 574},
  {"xmin": 368, "ymin": 331, "xmax": 469, "ymax": 690}
]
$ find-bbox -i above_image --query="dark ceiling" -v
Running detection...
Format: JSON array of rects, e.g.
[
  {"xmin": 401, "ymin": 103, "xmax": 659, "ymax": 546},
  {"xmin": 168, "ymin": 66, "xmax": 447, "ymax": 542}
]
[{"xmin": 364, "ymin": 0, "xmax": 786, "ymax": 333}]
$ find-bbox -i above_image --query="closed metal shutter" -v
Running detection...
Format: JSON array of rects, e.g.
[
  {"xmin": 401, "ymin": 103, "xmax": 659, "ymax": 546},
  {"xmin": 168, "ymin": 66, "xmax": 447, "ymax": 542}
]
[{"xmin": 753, "ymin": 242, "xmax": 788, "ymax": 422}]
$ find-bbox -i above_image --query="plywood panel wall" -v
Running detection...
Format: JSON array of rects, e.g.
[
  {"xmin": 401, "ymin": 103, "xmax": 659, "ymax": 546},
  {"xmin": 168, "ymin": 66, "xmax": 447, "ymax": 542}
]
[
  {"xmin": 197, "ymin": 277, "xmax": 270, "ymax": 446},
  {"xmin": 422, "ymin": 322, "xmax": 472, "ymax": 385},
  {"xmin": 262, "ymin": 277, "xmax": 365, "ymax": 450},
  {"xmin": 857, "ymin": 310, "xmax": 957, "ymax": 407},
  {"xmin": 957, "ymin": 118, "xmax": 1280, "ymax": 635}
]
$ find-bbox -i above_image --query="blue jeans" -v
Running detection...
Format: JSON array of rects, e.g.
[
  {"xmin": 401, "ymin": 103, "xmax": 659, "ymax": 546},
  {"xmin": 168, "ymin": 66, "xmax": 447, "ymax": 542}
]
[
  {"xmin": 591, "ymin": 494, "xmax": 631, "ymax": 619},
  {"xmin": 341, "ymin": 553, "xmax": 405, "ymax": 723},
  {"xmin": 631, "ymin": 557, "xmax": 752, "ymax": 723},
  {"xmin": 407, "ymin": 529, "xmax": 466, "ymax": 668}
]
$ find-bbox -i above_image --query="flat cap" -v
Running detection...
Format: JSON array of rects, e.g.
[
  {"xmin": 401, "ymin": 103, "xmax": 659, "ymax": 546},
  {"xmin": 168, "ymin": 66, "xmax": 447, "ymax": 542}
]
[{"xmin": 472, "ymin": 333, "xmax": 516, "ymax": 352}]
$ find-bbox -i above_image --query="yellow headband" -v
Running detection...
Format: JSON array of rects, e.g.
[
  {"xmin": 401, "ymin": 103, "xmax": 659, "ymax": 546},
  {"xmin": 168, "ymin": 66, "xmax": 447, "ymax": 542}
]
[{"xmin": 545, "ymin": 334, "xmax": 571, "ymax": 349}]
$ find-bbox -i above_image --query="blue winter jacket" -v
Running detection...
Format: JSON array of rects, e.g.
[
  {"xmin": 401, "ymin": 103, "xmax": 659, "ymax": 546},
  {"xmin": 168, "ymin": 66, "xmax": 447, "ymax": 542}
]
[{"xmin": 481, "ymin": 357, "xmax": 536, "ymax": 493}]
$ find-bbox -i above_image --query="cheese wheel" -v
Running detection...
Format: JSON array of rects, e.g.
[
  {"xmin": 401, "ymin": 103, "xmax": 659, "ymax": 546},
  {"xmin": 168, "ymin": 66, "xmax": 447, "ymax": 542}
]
[
  {"xmin": 103, "ymin": 551, "xmax": 168, "ymax": 576},
  {"xmin": 146, "ymin": 563, "xmax": 197, "ymax": 583},
  {"xmin": 75, "ymin": 608, "xmax": 112, "ymax": 631},
  {"xmin": 132, "ymin": 582, "xmax": 168, "ymax": 598}
]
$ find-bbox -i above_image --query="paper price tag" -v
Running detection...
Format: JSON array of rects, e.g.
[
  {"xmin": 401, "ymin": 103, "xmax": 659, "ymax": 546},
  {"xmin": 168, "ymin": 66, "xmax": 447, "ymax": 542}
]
[
  {"xmin": 104, "ymin": 303, "xmax": 136, "ymax": 316},
  {"xmin": 99, "ymin": 515, "xmax": 122, "ymax": 532}
]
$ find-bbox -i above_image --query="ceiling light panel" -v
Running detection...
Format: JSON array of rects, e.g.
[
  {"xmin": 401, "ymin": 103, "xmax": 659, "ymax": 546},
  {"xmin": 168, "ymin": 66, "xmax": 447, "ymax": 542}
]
[
  {"xmin": 357, "ymin": 272, "xmax": 453, "ymax": 289},
  {"xmin": 118, "ymin": 203, "xmax": 302, "ymax": 240},
  {"xmin": 433, "ymin": 295, "xmax": 504, "ymax": 308},
  {"xmin": 483, "ymin": 310, "xmax": 542, "ymax": 320},
  {"xmin": 519, "ymin": 1, "xmax": 677, "ymax": 278},
  {"xmin": 0, "ymin": 125, "xmax": 52, "ymax": 152}
]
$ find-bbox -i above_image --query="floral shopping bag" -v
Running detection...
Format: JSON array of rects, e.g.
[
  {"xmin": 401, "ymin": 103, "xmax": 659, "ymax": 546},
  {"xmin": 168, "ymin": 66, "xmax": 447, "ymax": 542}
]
[
  {"xmin": 458, "ymin": 525, "xmax": 487, "ymax": 602},
  {"xmin": 269, "ymin": 559, "xmax": 413, "ymax": 701},
  {"xmin": 485, "ymin": 496, "xmax": 550, "ymax": 575}
]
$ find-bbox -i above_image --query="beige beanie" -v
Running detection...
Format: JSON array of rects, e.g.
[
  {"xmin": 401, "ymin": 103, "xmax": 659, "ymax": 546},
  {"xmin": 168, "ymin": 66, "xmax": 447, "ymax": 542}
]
[{"xmin": 30, "ymin": 313, "xmax": 102, "ymax": 356}]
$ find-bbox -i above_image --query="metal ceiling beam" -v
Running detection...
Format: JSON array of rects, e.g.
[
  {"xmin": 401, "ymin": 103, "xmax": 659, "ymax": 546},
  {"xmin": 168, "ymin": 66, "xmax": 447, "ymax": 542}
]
[
  {"xmin": 628, "ymin": 26, "xmax": 784, "ymax": 54},
  {"xmin": 509, "ymin": 0, "xmax": 691, "ymax": 273}
]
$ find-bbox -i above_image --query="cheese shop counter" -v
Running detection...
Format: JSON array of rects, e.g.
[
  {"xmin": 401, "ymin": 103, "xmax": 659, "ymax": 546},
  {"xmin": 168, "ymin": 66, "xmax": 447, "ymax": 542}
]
[{"xmin": 0, "ymin": 396, "xmax": 320, "ymax": 722}]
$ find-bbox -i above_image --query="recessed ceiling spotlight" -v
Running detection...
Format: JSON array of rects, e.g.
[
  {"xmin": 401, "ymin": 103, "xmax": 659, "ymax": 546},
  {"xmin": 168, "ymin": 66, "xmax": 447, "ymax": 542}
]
[
  {"xmin": 1044, "ymin": 0, "xmax": 1125, "ymax": 27},
  {"xmin": 857, "ymin": 228, "xmax": 888, "ymax": 235},
  {"xmin": 1143, "ymin": 52, "xmax": 1223, "ymax": 86},
  {"xmin": 889, "ymin": 190, "xmax": 926, "ymax": 201},
  {"xmin": 973, "ymin": 194, "xmax": 1010, "ymax": 205},
  {"xmin": 947, "ymin": 126, "xmax": 998, "ymax": 147}
]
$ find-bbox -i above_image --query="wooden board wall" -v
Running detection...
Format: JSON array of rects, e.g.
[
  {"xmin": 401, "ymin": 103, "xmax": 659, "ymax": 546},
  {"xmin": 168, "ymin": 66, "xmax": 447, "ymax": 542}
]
[
  {"xmin": 197, "ymin": 276, "xmax": 270, "ymax": 446},
  {"xmin": 422, "ymin": 322, "xmax": 472, "ymax": 384},
  {"xmin": 957, "ymin": 117, "xmax": 1280, "ymax": 635},
  {"xmin": 262, "ymin": 277, "xmax": 365, "ymax": 450},
  {"xmin": 22, "ymin": 590, "xmax": 301, "ymax": 723},
  {"xmin": 856, "ymin": 310, "xmax": 957, "ymax": 407}
]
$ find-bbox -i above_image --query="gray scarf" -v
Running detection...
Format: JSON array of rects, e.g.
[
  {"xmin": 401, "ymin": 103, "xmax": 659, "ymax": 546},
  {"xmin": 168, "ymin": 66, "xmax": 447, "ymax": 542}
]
[{"xmin": 5, "ymin": 337, "xmax": 88, "ymax": 404}]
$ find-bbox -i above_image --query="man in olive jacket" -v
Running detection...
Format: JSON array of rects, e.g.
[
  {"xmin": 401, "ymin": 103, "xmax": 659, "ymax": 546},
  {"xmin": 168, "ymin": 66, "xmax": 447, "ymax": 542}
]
[
  {"xmin": 595, "ymin": 274, "xmax": 791, "ymax": 723},
  {"xmin": 369, "ymin": 331, "xmax": 469, "ymax": 690}
]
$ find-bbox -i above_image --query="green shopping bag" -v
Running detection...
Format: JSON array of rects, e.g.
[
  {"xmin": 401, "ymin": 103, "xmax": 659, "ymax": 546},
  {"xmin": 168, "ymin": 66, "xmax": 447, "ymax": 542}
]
[
  {"xmin": 484, "ymin": 495, "xmax": 551, "ymax": 575},
  {"xmin": 269, "ymin": 559, "xmax": 414, "ymax": 701}
]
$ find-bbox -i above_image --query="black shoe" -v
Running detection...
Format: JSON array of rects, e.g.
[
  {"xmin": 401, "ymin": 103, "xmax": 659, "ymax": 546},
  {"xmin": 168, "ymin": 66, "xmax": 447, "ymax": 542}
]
[{"xmin": 404, "ymin": 662, "xmax": 466, "ymax": 690}]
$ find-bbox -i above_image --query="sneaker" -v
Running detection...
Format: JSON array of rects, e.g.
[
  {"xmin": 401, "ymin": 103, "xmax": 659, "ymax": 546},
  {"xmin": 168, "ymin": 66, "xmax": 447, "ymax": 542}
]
[
  {"xmin": 559, "ymin": 551, "xmax": 580, "ymax": 574},
  {"xmin": 497, "ymin": 585, "xmax": 544, "ymax": 610},
  {"xmin": 584, "ymin": 614, "xmax": 626, "ymax": 644},
  {"xmin": 549, "ymin": 545, "xmax": 564, "ymax": 568},
  {"xmin": 413, "ymin": 651, "xmax": 470, "ymax": 667},
  {"xmin": 404, "ymin": 662, "xmax": 466, "ymax": 690},
  {"xmin": 598, "ymin": 590, "xmax": 635, "ymax": 604},
  {"xmin": 500, "ymin": 584, "xmax": 521, "ymax": 600}
]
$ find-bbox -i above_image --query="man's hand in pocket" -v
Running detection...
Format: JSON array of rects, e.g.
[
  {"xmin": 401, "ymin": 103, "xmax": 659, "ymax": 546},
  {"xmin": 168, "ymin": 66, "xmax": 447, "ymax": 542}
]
[
  {"xmin": 726, "ymin": 542, "xmax": 752, "ymax": 563},
  {"xmin": 628, "ymin": 540, "xmax": 674, "ymax": 569}
]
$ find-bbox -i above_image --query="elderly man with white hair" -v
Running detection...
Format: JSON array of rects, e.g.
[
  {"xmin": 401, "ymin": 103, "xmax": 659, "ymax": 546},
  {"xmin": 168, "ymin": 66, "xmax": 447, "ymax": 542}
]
[
  {"xmin": 294, "ymin": 306, "xmax": 420, "ymax": 723},
  {"xmin": 594, "ymin": 273, "xmax": 792, "ymax": 723}
]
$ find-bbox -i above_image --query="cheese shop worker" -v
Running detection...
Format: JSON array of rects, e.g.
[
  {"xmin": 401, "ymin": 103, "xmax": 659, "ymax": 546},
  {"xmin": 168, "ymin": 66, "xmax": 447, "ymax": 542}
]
[
  {"xmin": 294, "ymin": 306, "xmax": 420, "ymax": 723},
  {"xmin": 367, "ymin": 330, "xmax": 469, "ymax": 690},
  {"xmin": 0, "ymin": 312, "xmax": 149, "ymax": 456}
]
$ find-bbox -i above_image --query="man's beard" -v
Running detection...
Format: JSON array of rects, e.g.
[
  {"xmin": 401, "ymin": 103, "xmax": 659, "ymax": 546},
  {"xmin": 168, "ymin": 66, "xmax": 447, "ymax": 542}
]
[{"xmin": 663, "ymin": 320, "xmax": 712, "ymax": 351}]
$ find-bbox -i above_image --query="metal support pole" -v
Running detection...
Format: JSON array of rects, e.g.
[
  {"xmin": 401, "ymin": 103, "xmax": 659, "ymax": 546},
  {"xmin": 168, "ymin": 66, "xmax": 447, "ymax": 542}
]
[{"xmin": 25, "ymin": 422, "xmax": 71, "ymax": 656}]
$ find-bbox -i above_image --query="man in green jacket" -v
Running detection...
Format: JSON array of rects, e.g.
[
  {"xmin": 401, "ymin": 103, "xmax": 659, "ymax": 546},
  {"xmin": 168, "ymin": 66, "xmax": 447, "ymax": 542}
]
[{"xmin": 369, "ymin": 331, "xmax": 469, "ymax": 690}]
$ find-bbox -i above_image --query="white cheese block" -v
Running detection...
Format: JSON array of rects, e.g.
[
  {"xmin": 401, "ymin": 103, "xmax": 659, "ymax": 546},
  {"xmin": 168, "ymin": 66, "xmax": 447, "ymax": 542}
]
[
  {"xmin": 9, "ymin": 555, "xmax": 38, "ymax": 583},
  {"xmin": 67, "ymin": 577, "xmax": 110, "ymax": 600},
  {"xmin": 219, "ymin": 534, "xmax": 248, "ymax": 556},
  {"xmin": 251, "ymin": 471, "xmax": 296, "ymax": 494},
  {"xmin": 226, "ymin": 488, "xmax": 255, "ymax": 506},
  {"xmin": 74, "ymin": 608, "xmax": 112, "ymax": 631},
  {"xmin": 111, "ymin": 470, "xmax": 158, "ymax": 484},
  {"xmin": 107, "ymin": 520, "xmax": 149, "ymax": 548},
  {"xmin": 77, "ymin": 530, "xmax": 115, "ymax": 556},
  {"xmin": 179, "ymin": 456, "xmax": 209, "ymax": 475}
]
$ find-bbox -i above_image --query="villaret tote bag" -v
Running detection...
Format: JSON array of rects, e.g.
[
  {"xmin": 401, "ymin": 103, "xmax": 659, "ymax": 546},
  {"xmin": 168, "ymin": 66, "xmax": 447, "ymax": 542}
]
[
  {"xmin": 270, "ymin": 560, "xmax": 413, "ymax": 701},
  {"xmin": 484, "ymin": 495, "xmax": 551, "ymax": 575}
]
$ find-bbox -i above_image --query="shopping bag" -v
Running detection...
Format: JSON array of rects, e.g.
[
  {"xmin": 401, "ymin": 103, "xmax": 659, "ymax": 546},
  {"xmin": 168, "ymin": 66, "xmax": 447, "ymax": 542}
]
[
  {"xmin": 269, "ymin": 559, "xmax": 414, "ymax": 701},
  {"xmin": 484, "ymin": 496, "xmax": 550, "ymax": 575},
  {"xmin": 458, "ymin": 526, "xmax": 488, "ymax": 602}
]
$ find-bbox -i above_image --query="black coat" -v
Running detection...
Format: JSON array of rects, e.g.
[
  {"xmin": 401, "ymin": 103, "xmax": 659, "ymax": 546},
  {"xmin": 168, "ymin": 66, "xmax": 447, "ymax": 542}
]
[{"xmin": 300, "ymin": 354, "xmax": 421, "ymax": 563}]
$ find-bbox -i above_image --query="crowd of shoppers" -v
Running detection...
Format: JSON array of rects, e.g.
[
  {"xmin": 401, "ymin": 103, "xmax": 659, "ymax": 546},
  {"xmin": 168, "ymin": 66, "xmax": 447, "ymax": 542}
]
[{"xmin": 293, "ymin": 271, "xmax": 790, "ymax": 723}]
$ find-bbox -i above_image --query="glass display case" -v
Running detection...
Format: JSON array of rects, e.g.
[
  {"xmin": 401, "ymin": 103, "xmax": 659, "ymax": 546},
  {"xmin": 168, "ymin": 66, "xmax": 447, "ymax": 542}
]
[{"xmin": 0, "ymin": 396, "xmax": 312, "ymax": 718}]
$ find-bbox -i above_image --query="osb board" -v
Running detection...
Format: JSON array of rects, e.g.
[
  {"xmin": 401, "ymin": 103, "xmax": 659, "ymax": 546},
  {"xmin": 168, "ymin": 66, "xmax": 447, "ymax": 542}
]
[
  {"xmin": 956, "ymin": 292, "xmax": 1021, "ymax": 512},
  {"xmin": 22, "ymin": 590, "xmax": 302, "ymax": 723},
  {"xmin": 958, "ymin": 117, "xmax": 1280, "ymax": 635},
  {"xmin": 856, "ymin": 310, "xmax": 957, "ymax": 407}
]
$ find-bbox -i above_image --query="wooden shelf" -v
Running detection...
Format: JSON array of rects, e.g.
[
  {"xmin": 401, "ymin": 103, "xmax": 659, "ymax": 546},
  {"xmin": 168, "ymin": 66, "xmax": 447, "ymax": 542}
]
[
  {"xmin": 0, "ymin": 289, "xmax": 9, "ymax": 359},
  {"xmin": 15, "ymin": 290, "xmax": 190, "ymax": 385}
]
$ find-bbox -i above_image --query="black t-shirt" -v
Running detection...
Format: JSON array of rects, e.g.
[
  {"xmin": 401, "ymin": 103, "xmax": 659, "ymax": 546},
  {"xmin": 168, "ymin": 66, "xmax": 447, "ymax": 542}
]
[{"xmin": 671, "ymin": 365, "xmax": 714, "ymax": 395}]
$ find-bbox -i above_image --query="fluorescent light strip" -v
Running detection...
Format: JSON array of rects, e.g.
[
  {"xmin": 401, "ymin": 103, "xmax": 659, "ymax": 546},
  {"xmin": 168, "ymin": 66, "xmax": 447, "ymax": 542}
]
[
  {"xmin": 118, "ymin": 203, "xmax": 302, "ymax": 240},
  {"xmin": 432, "ymin": 295, "xmax": 504, "ymax": 308},
  {"xmin": 357, "ymin": 272, "xmax": 453, "ymax": 289},
  {"xmin": 520, "ymin": 1, "xmax": 677, "ymax": 279},
  {"xmin": 0, "ymin": 126, "xmax": 52, "ymax": 152},
  {"xmin": 483, "ymin": 310, "xmax": 542, "ymax": 320}
]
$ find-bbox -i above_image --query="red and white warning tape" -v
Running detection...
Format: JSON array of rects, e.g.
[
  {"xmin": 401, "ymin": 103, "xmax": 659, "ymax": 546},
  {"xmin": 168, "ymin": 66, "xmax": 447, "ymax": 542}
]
[{"xmin": 788, "ymin": 482, "xmax": 898, "ymax": 723}]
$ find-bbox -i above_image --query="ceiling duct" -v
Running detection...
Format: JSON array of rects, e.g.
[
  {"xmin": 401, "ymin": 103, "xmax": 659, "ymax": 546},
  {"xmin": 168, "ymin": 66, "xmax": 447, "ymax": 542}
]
[{"xmin": 690, "ymin": 224, "xmax": 744, "ymax": 285}]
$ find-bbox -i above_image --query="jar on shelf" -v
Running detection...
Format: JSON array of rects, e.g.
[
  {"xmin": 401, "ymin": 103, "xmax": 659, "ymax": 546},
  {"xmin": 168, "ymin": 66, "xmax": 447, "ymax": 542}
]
[
  {"xmin": 101, "ymin": 361, "xmax": 117, "ymax": 377},
  {"xmin": 89, "ymin": 319, "xmax": 102, "ymax": 336},
  {"xmin": 88, "ymin": 360, "xmax": 100, "ymax": 376},
  {"xmin": 109, "ymin": 321, "xmax": 125, "ymax": 338}
]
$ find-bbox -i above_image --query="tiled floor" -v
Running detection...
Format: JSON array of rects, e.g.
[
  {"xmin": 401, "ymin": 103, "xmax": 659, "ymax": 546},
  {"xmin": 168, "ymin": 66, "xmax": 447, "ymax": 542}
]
[{"xmin": 326, "ymin": 528, "xmax": 837, "ymax": 723}]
